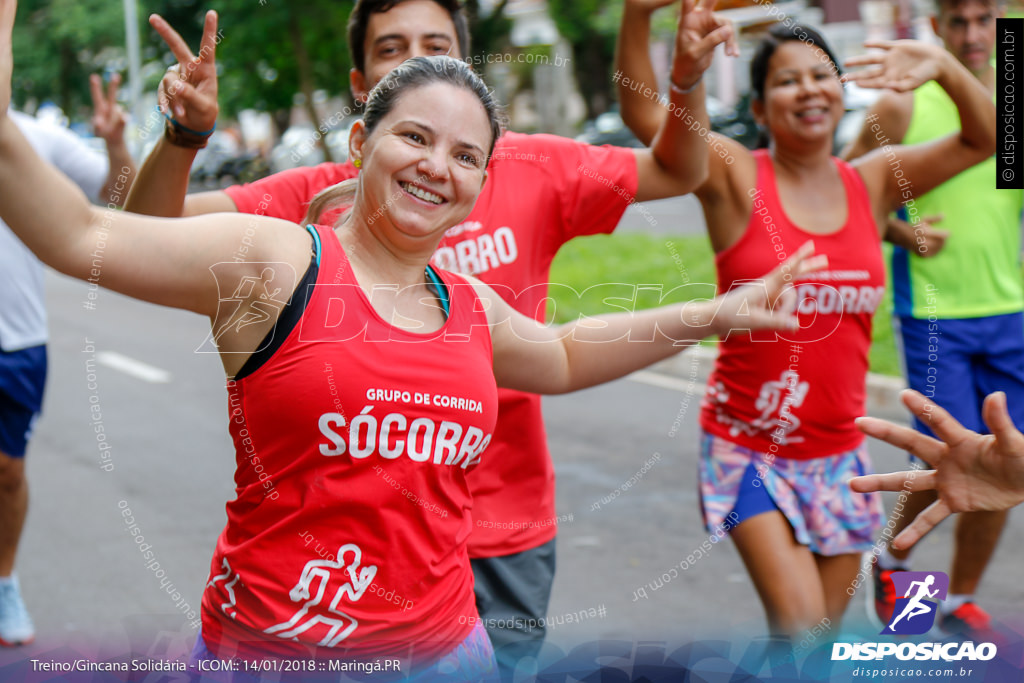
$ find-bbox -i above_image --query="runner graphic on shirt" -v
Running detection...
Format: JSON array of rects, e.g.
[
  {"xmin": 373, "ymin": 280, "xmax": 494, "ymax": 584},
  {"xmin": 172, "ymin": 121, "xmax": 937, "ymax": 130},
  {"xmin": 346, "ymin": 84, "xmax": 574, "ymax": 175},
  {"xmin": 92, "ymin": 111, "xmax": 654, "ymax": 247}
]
[
  {"xmin": 751, "ymin": 370, "xmax": 808, "ymax": 444},
  {"xmin": 264, "ymin": 543, "xmax": 377, "ymax": 647},
  {"xmin": 706, "ymin": 370, "xmax": 808, "ymax": 443},
  {"xmin": 207, "ymin": 557, "xmax": 241, "ymax": 619}
]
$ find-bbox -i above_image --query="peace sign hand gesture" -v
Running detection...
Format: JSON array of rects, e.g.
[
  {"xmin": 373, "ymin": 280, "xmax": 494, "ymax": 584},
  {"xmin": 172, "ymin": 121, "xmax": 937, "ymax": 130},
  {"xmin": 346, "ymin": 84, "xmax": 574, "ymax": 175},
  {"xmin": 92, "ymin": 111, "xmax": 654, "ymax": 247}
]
[
  {"xmin": 89, "ymin": 73, "xmax": 128, "ymax": 146},
  {"xmin": 670, "ymin": 0, "xmax": 739, "ymax": 91},
  {"xmin": 150, "ymin": 10, "xmax": 220, "ymax": 133}
]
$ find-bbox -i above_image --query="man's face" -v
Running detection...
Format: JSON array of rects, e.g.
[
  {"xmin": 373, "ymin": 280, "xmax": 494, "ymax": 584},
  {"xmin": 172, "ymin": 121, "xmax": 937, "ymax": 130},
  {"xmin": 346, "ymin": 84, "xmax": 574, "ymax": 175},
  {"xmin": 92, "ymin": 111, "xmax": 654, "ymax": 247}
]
[
  {"xmin": 350, "ymin": 0, "xmax": 463, "ymax": 101},
  {"xmin": 934, "ymin": 1, "xmax": 1002, "ymax": 75}
]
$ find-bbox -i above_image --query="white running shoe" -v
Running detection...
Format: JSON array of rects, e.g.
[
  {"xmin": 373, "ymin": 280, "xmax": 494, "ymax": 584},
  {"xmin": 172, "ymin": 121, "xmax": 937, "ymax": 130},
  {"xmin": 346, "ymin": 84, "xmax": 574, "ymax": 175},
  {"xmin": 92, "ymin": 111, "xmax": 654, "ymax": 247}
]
[{"xmin": 0, "ymin": 575, "xmax": 34, "ymax": 646}]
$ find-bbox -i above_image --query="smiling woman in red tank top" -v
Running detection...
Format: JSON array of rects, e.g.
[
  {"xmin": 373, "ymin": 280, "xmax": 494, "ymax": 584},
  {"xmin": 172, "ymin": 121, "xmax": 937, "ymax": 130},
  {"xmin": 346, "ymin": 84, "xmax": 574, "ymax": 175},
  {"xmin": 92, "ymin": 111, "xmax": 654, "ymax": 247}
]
[
  {"xmin": 0, "ymin": 1, "xmax": 831, "ymax": 675},
  {"xmin": 618, "ymin": 3, "xmax": 995, "ymax": 637}
]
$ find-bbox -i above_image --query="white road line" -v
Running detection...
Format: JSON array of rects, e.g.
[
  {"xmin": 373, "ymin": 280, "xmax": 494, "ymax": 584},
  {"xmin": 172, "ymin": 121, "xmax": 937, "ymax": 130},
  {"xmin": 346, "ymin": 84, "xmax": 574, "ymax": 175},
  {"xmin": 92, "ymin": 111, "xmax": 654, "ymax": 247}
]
[
  {"xmin": 626, "ymin": 370, "xmax": 705, "ymax": 394},
  {"xmin": 96, "ymin": 351, "xmax": 172, "ymax": 384}
]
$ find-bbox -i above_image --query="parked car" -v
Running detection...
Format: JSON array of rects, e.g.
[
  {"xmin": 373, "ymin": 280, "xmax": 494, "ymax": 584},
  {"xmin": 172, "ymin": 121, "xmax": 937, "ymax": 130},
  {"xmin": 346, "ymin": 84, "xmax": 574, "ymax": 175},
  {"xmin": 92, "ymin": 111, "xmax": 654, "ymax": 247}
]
[
  {"xmin": 575, "ymin": 108, "xmax": 644, "ymax": 148},
  {"xmin": 575, "ymin": 96, "xmax": 760, "ymax": 150},
  {"xmin": 709, "ymin": 92, "xmax": 759, "ymax": 149},
  {"xmin": 190, "ymin": 131, "xmax": 269, "ymax": 187}
]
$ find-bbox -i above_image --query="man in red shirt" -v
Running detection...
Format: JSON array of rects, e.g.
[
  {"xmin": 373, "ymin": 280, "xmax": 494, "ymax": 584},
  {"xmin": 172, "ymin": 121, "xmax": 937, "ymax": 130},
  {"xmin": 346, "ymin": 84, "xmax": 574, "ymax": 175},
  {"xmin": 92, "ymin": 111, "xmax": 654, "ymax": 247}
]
[{"xmin": 126, "ymin": 0, "xmax": 732, "ymax": 672}]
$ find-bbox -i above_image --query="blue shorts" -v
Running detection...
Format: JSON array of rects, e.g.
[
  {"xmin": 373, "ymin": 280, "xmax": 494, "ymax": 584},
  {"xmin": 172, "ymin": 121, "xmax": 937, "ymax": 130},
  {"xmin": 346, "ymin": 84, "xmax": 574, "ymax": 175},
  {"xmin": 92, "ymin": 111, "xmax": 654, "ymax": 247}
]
[
  {"xmin": 699, "ymin": 432, "xmax": 884, "ymax": 556},
  {"xmin": 897, "ymin": 313, "xmax": 1024, "ymax": 446},
  {"xmin": 732, "ymin": 462, "xmax": 779, "ymax": 524},
  {"xmin": 0, "ymin": 345, "xmax": 47, "ymax": 457}
]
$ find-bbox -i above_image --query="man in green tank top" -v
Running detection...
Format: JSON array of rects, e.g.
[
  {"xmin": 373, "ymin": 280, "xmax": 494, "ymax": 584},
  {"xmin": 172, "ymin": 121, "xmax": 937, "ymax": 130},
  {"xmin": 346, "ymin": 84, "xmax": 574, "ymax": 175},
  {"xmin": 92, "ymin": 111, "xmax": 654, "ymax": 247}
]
[{"xmin": 845, "ymin": 0, "xmax": 1021, "ymax": 636}]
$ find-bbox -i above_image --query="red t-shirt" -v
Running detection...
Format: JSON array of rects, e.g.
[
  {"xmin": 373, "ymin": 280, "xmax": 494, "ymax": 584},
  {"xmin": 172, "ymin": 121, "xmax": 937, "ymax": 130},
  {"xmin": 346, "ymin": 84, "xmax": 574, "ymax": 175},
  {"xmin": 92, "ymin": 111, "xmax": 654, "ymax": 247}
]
[
  {"xmin": 201, "ymin": 226, "xmax": 497, "ymax": 663},
  {"xmin": 225, "ymin": 132, "xmax": 638, "ymax": 556},
  {"xmin": 225, "ymin": 161, "xmax": 358, "ymax": 225},
  {"xmin": 699, "ymin": 150, "xmax": 885, "ymax": 459}
]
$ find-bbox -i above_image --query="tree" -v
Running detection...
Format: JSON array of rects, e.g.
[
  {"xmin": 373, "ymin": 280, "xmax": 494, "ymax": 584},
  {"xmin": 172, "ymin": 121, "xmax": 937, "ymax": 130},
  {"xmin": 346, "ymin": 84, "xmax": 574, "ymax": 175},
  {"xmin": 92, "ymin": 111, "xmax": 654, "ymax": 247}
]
[
  {"xmin": 13, "ymin": 0, "xmax": 356, "ymax": 147},
  {"xmin": 203, "ymin": 0, "xmax": 354, "ymax": 138},
  {"xmin": 546, "ymin": 0, "xmax": 619, "ymax": 119},
  {"xmin": 547, "ymin": 0, "xmax": 677, "ymax": 119},
  {"xmin": 464, "ymin": 0, "xmax": 513, "ymax": 65},
  {"xmin": 10, "ymin": 0, "xmax": 540, "ymax": 144},
  {"xmin": 12, "ymin": 0, "xmax": 126, "ymax": 117}
]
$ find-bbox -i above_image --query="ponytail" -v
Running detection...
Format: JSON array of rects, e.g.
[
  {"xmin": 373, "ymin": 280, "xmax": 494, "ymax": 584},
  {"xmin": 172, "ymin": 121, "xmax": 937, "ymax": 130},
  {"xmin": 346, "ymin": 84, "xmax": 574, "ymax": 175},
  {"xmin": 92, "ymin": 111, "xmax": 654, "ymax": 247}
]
[{"xmin": 304, "ymin": 178, "xmax": 359, "ymax": 226}]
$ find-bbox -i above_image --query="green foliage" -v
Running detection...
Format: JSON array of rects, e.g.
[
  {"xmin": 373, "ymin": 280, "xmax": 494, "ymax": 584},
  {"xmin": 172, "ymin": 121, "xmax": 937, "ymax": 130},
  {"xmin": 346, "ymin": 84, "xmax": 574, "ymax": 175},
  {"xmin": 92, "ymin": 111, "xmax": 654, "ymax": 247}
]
[
  {"xmin": 546, "ymin": 0, "xmax": 620, "ymax": 117},
  {"xmin": 548, "ymin": 232, "xmax": 717, "ymax": 326},
  {"xmin": 869, "ymin": 278, "xmax": 900, "ymax": 378},
  {"xmin": 546, "ymin": 0, "xmax": 679, "ymax": 117},
  {"xmin": 9, "ymin": 0, "xmax": 645, "ymax": 126},
  {"xmin": 464, "ymin": 0, "xmax": 513, "ymax": 66},
  {"xmin": 13, "ymin": 0, "xmax": 357, "ymax": 122},
  {"xmin": 870, "ymin": 243, "xmax": 901, "ymax": 378},
  {"xmin": 12, "ymin": 0, "xmax": 126, "ymax": 116},
  {"xmin": 203, "ymin": 1, "xmax": 354, "ymax": 118}
]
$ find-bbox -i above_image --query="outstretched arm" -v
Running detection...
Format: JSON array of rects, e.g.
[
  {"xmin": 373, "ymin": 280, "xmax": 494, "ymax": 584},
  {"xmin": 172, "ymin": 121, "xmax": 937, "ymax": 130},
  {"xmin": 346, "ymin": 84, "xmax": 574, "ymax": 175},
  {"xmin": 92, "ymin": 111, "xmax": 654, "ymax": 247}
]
[
  {"xmin": 851, "ymin": 390, "xmax": 1024, "ymax": 549},
  {"xmin": 488, "ymin": 242, "xmax": 825, "ymax": 394},
  {"xmin": 620, "ymin": 0, "xmax": 739, "ymax": 202},
  {"xmin": 124, "ymin": 11, "xmax": 235, "ymax": 217}
]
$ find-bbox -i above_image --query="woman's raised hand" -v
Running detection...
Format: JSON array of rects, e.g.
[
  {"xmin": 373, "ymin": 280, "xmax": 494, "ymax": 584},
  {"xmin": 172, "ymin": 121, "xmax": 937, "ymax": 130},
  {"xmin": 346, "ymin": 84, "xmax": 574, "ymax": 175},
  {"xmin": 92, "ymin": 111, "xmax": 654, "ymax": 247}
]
[
  {"xmin": 844, "ymin": 40, "xmax": 948, "ymax": 93},
  {"xmin": 150, "ymin": 10, "xmax": 220, "ymax": 133}
]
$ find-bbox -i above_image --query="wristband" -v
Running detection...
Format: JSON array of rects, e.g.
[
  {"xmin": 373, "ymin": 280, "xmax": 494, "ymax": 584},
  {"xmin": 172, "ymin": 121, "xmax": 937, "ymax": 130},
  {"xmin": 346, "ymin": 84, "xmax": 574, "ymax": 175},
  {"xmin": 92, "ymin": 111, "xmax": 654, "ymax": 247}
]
[
  {"xmin": 669, "ymin": 74, "xmax": 703, "ymax": 95},
  {"xmin": 163, "ymin": 112, "xmax": 216, "ymax": 149}
]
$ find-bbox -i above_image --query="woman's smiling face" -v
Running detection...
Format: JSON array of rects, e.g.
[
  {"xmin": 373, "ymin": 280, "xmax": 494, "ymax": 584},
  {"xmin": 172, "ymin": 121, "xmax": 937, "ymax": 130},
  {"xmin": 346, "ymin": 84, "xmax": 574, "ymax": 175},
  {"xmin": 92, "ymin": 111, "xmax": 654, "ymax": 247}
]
[
  {"xmin": 350, "ymin": 81, "xmax": 492, "ymax": 246},
  {"xmin": 755, "ymin": 40, "xmax": 845, "ymax": 150}
]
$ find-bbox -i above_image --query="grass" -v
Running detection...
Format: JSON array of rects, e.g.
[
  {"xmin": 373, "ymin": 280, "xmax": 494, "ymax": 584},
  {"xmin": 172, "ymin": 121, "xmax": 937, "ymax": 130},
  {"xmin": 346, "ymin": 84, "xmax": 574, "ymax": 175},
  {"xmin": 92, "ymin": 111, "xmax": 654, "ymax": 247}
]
[{"xmin": 548, "ymin": 233, "xmax": 902, "ymax": 376}]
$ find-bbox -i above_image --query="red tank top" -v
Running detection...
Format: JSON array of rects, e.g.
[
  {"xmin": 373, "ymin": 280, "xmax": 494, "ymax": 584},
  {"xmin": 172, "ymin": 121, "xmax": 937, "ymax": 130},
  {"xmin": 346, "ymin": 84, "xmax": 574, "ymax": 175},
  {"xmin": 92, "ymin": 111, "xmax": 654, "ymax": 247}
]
[
  {"xmin": 699, "ymin": 150, "xmax": 885, "ymax": 460},
  {"xmin": 200, "ymin": 225, "xmax": 497, "ymax": 664}
]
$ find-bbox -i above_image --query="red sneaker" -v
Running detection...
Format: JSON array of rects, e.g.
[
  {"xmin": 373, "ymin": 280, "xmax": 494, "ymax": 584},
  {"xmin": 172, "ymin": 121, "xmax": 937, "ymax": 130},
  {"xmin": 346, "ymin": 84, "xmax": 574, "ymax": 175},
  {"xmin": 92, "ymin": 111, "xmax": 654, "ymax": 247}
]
[
  {"xmin": 870, "ymin": 556, "xmax": 899, "ymax": 628},
  {"xmin": 940, "ymin": 602, "xmax": 992, "ymax": 635}
]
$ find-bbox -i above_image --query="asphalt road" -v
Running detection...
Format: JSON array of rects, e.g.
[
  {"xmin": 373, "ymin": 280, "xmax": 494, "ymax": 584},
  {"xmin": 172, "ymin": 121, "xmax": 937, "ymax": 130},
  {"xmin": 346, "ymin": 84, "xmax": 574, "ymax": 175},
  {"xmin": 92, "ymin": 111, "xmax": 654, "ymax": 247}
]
[
  {"xmin": 606, "ymin": 194, "xmax": 706, "ymax": 236},
  {"xmin": 1, "ymin": 266, "xmax": 1022, "ymax": 679}
]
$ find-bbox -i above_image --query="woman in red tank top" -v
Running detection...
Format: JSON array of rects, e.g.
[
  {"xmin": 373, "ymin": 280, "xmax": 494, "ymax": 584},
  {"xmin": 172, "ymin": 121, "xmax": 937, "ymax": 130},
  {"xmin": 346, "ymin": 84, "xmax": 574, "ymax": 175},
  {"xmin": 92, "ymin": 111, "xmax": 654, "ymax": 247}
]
[
  {"xmin": 618, "ymin": 8, "xmax": 995, "ymax": 637},
  {"xmin": 0, "ymin": 11, "xmax": 821, "ymax": 675}
]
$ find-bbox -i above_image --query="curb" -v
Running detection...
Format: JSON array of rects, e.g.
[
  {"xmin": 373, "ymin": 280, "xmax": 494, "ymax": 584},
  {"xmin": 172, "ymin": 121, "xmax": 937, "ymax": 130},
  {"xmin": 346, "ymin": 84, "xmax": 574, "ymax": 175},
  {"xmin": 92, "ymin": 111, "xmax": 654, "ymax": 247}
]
[{"xmin": 648, "ymin": 346, "xmax": 909, "ymax": 422}]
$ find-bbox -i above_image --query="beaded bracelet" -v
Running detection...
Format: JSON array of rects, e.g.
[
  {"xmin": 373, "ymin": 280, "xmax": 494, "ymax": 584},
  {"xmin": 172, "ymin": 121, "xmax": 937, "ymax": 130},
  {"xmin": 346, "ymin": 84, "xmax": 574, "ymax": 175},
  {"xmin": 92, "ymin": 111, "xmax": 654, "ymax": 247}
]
[
  {"xmin": 669, "ymin": 74, "xmax": 703, "ymax": 96},
  {"xmin": 163, "ymin": 112, "xmax": 216, "ymax": 149}
]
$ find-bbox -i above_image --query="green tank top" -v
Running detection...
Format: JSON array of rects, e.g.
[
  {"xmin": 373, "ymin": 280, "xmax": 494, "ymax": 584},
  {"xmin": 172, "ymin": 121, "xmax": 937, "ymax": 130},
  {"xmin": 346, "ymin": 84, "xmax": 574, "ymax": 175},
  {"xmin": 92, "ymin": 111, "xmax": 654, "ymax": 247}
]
[{"xmin": 892, "ymin": 80, "xmax": 1023, "ymax": 319}]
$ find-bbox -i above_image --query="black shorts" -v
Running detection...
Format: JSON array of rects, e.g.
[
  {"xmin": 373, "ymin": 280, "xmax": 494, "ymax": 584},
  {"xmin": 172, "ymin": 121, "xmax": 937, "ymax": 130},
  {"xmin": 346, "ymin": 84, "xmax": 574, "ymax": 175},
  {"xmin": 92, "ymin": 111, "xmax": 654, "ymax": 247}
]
[{"xmin": 471, "ymin": 538, "xmax": 556, "ymax": 666}]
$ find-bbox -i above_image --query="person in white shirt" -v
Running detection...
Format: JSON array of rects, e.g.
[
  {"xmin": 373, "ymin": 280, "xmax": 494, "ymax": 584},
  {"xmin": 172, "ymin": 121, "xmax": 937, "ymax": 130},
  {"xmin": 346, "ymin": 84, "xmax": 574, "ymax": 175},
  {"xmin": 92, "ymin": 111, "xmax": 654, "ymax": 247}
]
[{"xmin": 0, "ymin": 73, "xmax": 135, "ymax": 646}]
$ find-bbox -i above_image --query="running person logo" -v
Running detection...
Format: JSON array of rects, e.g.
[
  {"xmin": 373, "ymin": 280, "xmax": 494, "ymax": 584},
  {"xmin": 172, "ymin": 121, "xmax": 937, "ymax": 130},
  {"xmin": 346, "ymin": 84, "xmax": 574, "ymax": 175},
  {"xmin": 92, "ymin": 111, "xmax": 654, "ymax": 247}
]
[
  {"xmin": 881, "ymin": 571, "xmax": 949, "ymax": 635},
  {"xmin": 264, "ymin": 543, "xmax": 377, "ymax": 647}
]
